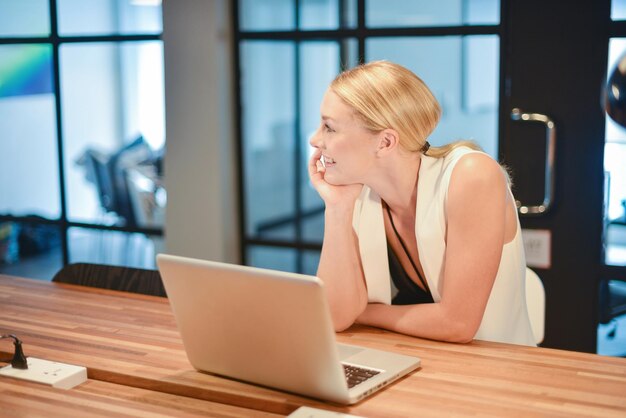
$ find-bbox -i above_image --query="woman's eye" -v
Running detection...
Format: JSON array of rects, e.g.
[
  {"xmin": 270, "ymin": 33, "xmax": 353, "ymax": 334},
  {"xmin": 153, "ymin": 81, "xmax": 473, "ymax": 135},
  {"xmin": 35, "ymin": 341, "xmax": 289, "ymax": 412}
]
[{"xmin": 324, "ymin": 123, "xmax": 334, "ymax": 133}]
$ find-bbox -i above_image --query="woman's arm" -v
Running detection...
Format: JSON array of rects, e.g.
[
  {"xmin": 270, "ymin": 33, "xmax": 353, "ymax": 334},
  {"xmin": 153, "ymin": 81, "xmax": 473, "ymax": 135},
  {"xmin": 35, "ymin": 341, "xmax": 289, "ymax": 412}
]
[
  {"xmin": 318, "ymin": 206, "xmax": 369, "ymax": 331},
  {"xmin": 356, "ymin": 153, "xmax": 509, "ymax": 342},
  {"xmin": 308, "ymin": 149, "xmax": 368, "ymax": 331}
]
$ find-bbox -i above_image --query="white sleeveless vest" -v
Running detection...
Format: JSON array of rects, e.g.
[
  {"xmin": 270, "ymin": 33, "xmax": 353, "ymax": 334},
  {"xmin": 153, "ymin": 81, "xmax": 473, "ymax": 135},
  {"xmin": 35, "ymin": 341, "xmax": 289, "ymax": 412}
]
[{"xmin": 352, "ymin": 147, "xmax": 536, "ymax": 346}]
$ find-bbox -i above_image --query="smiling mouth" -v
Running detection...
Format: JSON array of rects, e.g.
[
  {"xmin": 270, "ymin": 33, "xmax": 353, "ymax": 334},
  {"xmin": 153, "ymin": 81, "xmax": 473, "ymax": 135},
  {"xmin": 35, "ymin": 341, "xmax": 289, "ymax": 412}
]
[{"xmin": 322, "ymin": 155, "xmax": 336, "ymax": 167}]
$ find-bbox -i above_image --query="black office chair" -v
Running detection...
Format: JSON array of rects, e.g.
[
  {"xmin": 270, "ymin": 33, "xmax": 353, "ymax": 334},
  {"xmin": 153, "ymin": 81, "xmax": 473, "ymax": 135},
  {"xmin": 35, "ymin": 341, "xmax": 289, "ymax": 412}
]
[
  {"xmin": 108, "ymin": 136, "xmax": 155, "ymax": 227},
  {"xmin": 78, "ymin": 136, "xmax": 155, "ymax": 228},
  {"xmin": 82, "ymin": 149, "xmax": 118, "ymax": 216},
  {"xmin": 52, "ymin": 262, "xmax": 166, "ymax": 297},
  {"xmin": 599, "ymin": 278, "xmax": 626, "ymax": 356}
]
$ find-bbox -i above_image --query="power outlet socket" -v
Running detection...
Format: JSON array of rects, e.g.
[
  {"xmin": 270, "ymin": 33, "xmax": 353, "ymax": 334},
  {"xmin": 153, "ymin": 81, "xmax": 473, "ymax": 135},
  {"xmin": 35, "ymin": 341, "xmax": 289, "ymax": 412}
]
[{"xmin": 0, "ymin": 357, "xmax": 87, "ymax": 389}]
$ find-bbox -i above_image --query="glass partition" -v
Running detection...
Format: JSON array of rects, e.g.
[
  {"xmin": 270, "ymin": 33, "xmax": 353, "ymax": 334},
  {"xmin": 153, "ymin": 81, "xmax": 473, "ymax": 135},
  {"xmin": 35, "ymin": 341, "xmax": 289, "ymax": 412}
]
[
  {"xmin": 367, "ymin": 35, "xmax": 500, "ymax": 158},
  {"xmin": 68, "ymin": 227, "xmax": 162, "ymax": 269},
  {"xmin": 0, "ymin": 0, "xmax": 164, "ymax": 280},
  {"xmin": 57, "ymin": 0, "xmax": 162, "ymax": 35},
  {"xmin": 239, "ymin": 0, "xmax": 357, "ymax": 31},
  {"xmin": 239, "ymin": 0, "xmax": 295, "ymax": 31},
  {"xmin": 248, "ymin": 245, "xmax": 297, "ymax": 272},
  {"xmin": 240, "ymin": 41, "xmax": 296, "ymax": 240},
  {"xmin": 0, "ymin": 44, "xmax": 60, "ymax": 219},
  {"xmin": 604, "ymin": 38, "xmax": 626, "ymax": 267},
  {"xmin": 236, "ymin": 0, "xmax": 501, "ymax": 272},
  {"xmin": 366, "ymin": 0, "xmax": 499, "ymax": 28},
  {"xmin": 0, "ymin": 221, "xmax": 62, "ymax": 280},
  {"xmin": 613, "ymin": 0, "xmax": 626, "ymax": 20},
  {"xmin": 0, "ymin": 0, "xmax": 50, "ymax": 37},
  {"xmin": 299, "ymin": 41, "xmax": 350, "ymax": 243},
  {"xmin": 60, "ymin": 41, "xmax": 165, "ymax": 228}
]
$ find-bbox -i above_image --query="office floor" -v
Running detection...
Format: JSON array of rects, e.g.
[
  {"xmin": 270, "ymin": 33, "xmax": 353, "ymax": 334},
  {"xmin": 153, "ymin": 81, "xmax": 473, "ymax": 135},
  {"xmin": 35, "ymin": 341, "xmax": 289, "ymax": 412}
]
[{"xmin": 0, "ymin": 245, "xmax": 63, "ymax": 281}]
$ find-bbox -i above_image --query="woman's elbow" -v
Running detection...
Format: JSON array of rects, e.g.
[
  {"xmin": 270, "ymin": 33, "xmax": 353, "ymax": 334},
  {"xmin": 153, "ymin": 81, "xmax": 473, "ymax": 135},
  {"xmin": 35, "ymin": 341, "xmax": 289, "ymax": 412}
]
[
  {"xmin": 330, "ymin": 300, "xmax": 366, "ymax": 332},
  {"xmin": 447, "ymin": 331, "xmax": 474, "ymax": 344},
  {"xmin": 443, "ymin": 318, "xmax": 479, "ymax": 343},
  {"xmin": 331, "ymin": 310, "xmax": 358, "ymax": 332},
  {"xmin": 333, "ymin": 318, "xmax": 354, "ymax": 332}
]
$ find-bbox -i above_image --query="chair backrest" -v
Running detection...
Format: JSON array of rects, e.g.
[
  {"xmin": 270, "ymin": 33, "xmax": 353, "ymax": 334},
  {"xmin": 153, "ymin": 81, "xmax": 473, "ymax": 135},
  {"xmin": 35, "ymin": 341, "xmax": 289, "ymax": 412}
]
[
  {"xmin": 52, "ymin": 262, "xmax": 166, "ymax": 297},
  {"xmin": 83, "ymin": 149, "xmax": 117, "ymax": 214},
  {"xmin": 525, "ymin": 267, "xmax": 545, "ymax": 344}
]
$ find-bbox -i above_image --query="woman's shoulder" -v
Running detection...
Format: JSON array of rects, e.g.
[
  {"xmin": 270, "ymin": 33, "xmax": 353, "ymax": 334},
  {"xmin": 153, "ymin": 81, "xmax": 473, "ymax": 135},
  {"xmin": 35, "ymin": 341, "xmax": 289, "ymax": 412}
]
[
  {"xmin": 447, "ymin": 150, "xmax": 508, "ymax": 197},
  {"xmin": 421, "ymin": 146, "xmax": 493, "ymax": 182},
  {"xmin": 445, "ymin": 145, "xmax": 486, "ymax": 163}
]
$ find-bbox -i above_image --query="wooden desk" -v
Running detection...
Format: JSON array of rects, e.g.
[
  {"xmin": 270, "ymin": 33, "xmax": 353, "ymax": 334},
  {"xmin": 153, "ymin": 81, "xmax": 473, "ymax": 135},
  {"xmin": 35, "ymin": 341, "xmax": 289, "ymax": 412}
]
[
  {"xmin": 1, "ymin": 275, "xmax": 625, "ymax": 417},
  {"xmin": 0, "ymin": 378, "xmax": 278, "ymax": 417}
]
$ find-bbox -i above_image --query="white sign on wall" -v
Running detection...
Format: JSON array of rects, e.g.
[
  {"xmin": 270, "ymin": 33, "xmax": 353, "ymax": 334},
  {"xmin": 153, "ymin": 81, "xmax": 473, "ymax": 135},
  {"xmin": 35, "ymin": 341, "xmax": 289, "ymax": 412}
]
[{"xmin": 521, "ymin": 229, "xmax": 551, "ymax": 269}]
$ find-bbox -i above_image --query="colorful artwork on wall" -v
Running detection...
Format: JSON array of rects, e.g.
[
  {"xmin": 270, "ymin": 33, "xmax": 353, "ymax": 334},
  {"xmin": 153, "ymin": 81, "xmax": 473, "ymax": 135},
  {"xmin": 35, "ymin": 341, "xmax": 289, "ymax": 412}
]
[{"xmin": 0, "ymin": 45, "xmax": 53, "ymax": 98}]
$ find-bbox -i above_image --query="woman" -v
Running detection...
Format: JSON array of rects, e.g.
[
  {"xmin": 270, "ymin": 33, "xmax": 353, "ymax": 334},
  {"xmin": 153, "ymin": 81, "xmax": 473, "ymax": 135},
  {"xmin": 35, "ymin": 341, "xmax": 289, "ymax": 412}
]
[{"xmin": 308, "ymin": 60, "xmax": 535, "ymax": 346}]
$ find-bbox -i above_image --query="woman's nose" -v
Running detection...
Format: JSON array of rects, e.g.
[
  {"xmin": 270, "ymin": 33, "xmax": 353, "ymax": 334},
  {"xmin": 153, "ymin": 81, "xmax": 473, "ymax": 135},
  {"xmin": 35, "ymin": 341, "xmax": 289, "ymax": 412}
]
[{"xmin": 309, "ymin": 128, "xmax": 322, "ymax": 148}]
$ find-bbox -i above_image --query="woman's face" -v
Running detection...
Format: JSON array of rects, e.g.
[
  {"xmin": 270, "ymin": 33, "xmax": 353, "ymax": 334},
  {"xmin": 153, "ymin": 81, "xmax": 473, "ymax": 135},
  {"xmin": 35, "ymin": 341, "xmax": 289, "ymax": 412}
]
[{"xmin": 309, "ymin": 89, "xmax": 379, "ymax": 186}]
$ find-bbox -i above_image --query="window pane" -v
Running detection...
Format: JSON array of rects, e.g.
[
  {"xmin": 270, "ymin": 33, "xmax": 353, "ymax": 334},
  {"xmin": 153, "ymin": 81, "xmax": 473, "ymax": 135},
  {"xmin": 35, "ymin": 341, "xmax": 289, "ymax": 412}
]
[
  {"xmin": 597, "ymin": 279, "xmax": 626, "ymax": 356},
  {"xmin": 57, "ymin": 0, "xmax": 162, "ymax": 35},
  {"xmin": 240, "ymin": 41, "xmax": 296, "ymax": 240},
  {"xmin": 0, "ymin": 221, "xmax": 62, "ymax": 281},
  {"xmin": 299, "ymin": 0, "xmax": 358, "ymax": 30},
  {"xmin": 366, "ymin": 0, "xmax": 499, "ymax": 28},
  {"xmin": 605, "ymin": 38, "xmax": 626, "ymax": 267},
  {"xmin": 604, "ymin": 144, "xmax": 626, "ymax": 266},
  {"xmin": 239, "ymin": 0, "xmax": 295, "ymax": 31},
  {"xmin": 0, "ymin": 44, "xmax": 60, "ymax": 218},
  {"xmin": 606, "ymin": 39, "xmax": 626, "ymax": 144},
  {"xmin": 60, "ymin": 41, "xmax": 165, "ymax": 227},
  {"xmin": 247, "ymin": 245, "xmax": 297, "ymax": 272},
  {"xmin": 0, "ymin": 0, "xmax": 50, "ymax": 37},
  {"xmin": 366, "ymin": 36, "xmax": 500, "ymax": 158},
  {"xmin": 68, "ymin": 227, "xmax": 161, "ymax": 269},
  {"xmin": 299, "ymin": 41, "xmax": 344, "ymax": 243},
  {"xmin": 465, "ymin": 0, "xmax": 500, "ymax": 25},
  {"xmin": 613, "ymin": 0, "xmax": 626, "ymax": 21},
  {"xmin": 302, "ymin": 250, "xmax": 321, "ymax": 276}
]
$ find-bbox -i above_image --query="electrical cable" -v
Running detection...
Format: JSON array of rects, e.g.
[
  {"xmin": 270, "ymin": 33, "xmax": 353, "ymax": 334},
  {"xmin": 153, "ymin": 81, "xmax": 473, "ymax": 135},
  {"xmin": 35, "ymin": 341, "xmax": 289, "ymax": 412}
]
[{"xmin": 0, "ymin": 334, "xmax": 28, "ymax": 369}]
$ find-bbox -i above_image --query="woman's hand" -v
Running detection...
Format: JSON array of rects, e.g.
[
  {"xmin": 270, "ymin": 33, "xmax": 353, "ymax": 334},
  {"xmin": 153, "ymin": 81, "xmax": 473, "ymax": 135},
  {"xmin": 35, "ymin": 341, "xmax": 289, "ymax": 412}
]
[
  {"xmin": 308, "ymin": 148, "xmax": 368, "ymax": 330},
  {"xmin": 308, "ymin": 148, "xmax": 363, "ymax": 208}
]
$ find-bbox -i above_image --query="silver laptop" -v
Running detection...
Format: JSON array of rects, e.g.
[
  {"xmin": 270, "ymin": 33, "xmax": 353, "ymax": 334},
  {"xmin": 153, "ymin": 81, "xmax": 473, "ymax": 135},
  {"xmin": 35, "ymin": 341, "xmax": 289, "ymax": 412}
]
[{"xmin": 156, "ymin": 253, "xmax": 421, "ymax": 405}]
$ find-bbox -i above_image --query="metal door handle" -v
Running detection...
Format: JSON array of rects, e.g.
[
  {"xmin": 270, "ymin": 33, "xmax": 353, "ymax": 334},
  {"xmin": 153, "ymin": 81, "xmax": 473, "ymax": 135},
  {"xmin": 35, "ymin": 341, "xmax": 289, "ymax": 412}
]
[{"xmin": 510, "ymin": 108, "xmax": 556, "ymax": 215}]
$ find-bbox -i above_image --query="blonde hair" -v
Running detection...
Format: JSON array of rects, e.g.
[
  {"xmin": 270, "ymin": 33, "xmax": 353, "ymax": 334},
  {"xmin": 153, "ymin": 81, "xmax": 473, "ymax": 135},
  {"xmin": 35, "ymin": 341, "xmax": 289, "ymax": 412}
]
[{"xmin": 330, "ymin": 60, "xmax": 482, "ymax": 158}]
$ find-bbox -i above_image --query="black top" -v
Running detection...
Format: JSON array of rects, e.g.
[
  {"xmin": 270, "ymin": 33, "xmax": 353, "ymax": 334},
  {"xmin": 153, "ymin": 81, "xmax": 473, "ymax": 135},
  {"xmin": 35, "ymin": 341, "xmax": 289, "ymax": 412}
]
[
  {"xmin": 388, "ymin": 243, "xmax": 434, "ymax": 305},
  {"xmin": 383, "ymin": 201, "xmax": 433, "ymax": 305}
]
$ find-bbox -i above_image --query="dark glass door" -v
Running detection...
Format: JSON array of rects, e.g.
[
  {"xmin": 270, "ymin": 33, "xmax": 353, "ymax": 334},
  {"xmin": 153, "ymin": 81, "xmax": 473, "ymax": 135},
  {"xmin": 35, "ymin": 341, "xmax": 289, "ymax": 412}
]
[{"xmin": 501, "ymin": 0, "xmax": 611, "ymax": 352}]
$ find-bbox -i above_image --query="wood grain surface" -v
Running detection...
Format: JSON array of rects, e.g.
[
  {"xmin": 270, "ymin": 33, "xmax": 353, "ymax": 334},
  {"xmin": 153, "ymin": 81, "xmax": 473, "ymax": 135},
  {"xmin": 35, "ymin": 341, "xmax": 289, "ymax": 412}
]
[
  {"xmin": 1, "ymin": 275, "xmax": 625, "ymax": 417},
  {"xmin": 0, "ymin": 377, "xmax": 279, "ymax": 417}
]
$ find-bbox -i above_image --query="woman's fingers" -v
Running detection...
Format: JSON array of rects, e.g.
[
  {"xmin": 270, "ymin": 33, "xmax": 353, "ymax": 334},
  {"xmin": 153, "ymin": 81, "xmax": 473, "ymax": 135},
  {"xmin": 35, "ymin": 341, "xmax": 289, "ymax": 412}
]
[{"xmin": 308, "ymin": 148, "xmax": 324, "ymax": 178}]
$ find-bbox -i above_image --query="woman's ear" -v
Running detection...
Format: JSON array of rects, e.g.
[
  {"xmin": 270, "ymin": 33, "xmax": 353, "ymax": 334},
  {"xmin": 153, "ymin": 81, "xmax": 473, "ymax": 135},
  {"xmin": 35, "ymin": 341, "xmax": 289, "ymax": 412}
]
[{"xmin": 376, "ymin": 129, "xmax": 400, "ymax": 157}]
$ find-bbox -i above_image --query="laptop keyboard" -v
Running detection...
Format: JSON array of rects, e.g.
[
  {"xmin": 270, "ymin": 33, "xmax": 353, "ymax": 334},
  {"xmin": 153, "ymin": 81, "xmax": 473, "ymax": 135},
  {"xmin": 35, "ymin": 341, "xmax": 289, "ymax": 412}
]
[{"xmin": 342, "ymin": 364, "xmax": 381, "ymax": 388}]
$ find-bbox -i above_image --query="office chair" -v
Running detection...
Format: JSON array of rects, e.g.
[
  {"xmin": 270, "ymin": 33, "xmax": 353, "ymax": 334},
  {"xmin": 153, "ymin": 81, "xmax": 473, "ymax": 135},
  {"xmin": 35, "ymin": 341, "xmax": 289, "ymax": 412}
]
[
  {"xmin": 108, "ymin": 136, "xmax": 155, "ymax": 228},
  {"xmin": 52, "ymin": 262, "xmax": 166, "ymax": 297},
  {"xmin": 526, "ymin": 267, "xmax": 546, "ymax": 344},
  {"xmin": 599, "ymin": 279, "xmax": 626, "ymax": 335},
  {"xmin": 79, "ymin": 136, "xmax": 155, "ymax": 227},
  {"xmin": 82, "ymin": 149, "xmax": 118, "ymax": 216}
]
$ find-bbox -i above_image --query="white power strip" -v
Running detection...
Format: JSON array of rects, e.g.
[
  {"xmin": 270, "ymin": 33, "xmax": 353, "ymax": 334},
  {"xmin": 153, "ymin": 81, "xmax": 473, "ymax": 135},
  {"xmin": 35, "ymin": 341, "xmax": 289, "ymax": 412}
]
[{"xmin": 0, "ymin": 357, "xmax": 87, "ymax": 389}]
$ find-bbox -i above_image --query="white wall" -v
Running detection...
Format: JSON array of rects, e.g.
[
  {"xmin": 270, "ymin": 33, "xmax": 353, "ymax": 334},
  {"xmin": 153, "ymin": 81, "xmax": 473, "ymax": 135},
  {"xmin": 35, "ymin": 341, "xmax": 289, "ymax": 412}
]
[{"xmin": 162, "ymin": 0, "xmax": 239, "ymax": 263}]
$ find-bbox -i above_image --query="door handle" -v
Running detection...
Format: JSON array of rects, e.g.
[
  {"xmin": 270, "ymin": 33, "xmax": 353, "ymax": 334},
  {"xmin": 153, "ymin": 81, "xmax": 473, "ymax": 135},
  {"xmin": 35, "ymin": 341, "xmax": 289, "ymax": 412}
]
[{"xmin": 510, "ymin": 108, "xmax": 556, "ymax": 215}]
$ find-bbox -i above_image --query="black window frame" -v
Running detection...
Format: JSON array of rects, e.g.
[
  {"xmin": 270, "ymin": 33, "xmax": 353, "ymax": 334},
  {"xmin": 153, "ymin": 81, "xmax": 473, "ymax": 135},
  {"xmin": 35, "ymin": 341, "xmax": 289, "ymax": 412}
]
[
  {"xmin": 232, "ymin": 0, "xmax": 506, "ymax": 272},
  {"xmin": 0, "ymin": 0, "xmax": 164, "ymax": 268}
]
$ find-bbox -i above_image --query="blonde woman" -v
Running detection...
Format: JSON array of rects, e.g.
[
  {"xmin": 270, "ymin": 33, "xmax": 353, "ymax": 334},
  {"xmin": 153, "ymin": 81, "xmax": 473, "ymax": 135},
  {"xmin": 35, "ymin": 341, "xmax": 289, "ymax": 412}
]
[{"xmin": 308, "ymin": 60, "xmax": 535, "ymax": 346}]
